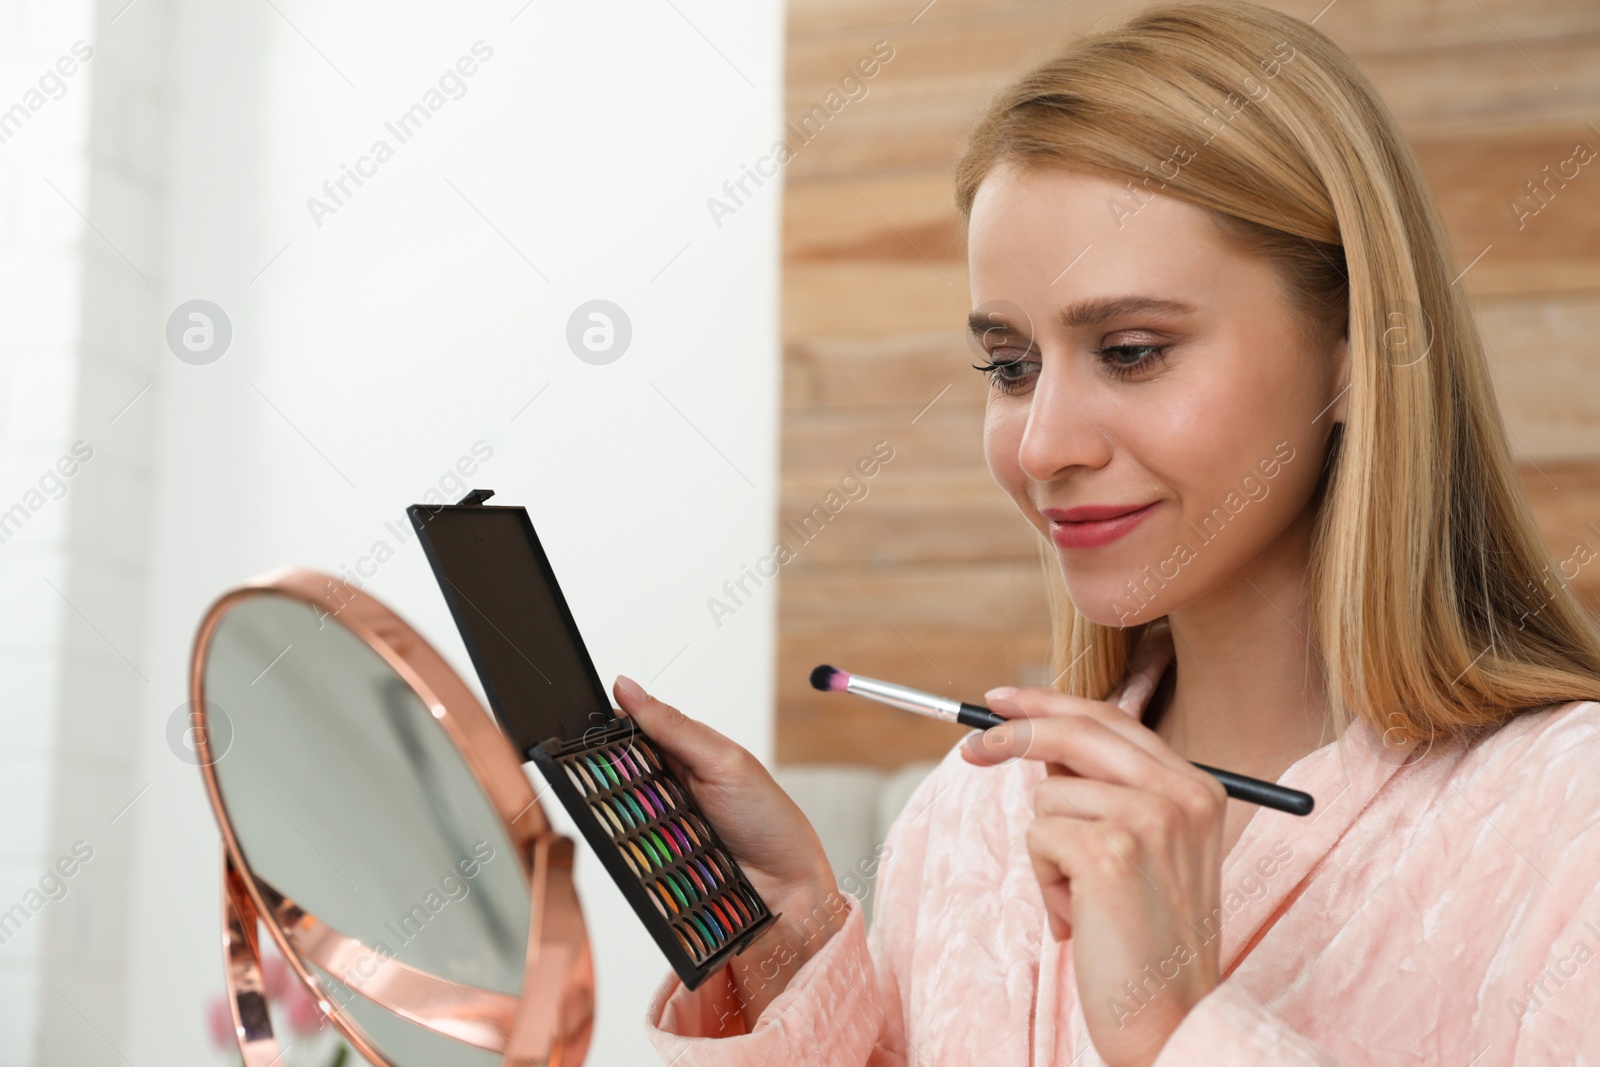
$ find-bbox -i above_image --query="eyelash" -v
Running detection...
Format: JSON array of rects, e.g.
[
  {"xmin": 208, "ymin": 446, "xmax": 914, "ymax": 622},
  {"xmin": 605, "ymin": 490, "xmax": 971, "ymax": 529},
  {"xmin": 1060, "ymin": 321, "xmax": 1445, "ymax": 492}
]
[{"xmin": 970, "ymin": 344, "xmax": 1169, "ymax": 394}]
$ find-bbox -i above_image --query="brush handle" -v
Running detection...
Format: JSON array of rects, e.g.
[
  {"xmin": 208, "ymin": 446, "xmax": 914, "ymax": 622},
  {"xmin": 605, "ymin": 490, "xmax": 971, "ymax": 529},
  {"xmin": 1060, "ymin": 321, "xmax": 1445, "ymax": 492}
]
[
  {"xmin": 1192, "ymin": 763, "xmax": 1315, "ymax": 816},
  {"xmin": 960, "ymin": 705, "xmax": 1315, "ymax": 816}
]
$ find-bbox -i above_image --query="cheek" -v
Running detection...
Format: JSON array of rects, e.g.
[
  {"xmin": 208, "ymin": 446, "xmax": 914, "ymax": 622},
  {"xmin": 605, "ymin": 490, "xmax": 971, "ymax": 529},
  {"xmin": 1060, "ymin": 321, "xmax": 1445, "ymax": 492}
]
[
  {"xmin": 983, "ymin": 401, "xmax": 1027, "ymax": 495},
  {"xmin": 1158, "ymin": 358, "xmax": 1288, "ymax": 487},
  {"xmin": 1158, "ymin": 371, "xmax": 1327, "ymax": 564}
]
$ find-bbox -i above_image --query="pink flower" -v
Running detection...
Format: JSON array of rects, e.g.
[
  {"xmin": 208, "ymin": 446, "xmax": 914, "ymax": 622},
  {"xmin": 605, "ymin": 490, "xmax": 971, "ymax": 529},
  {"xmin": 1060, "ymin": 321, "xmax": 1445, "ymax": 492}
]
[
  {"xmin": 206, "ymin": 996, "xmax": 237, "ymax": 1051},
  {"xmin": 260, "ymin": 954, "xmax": 290, "ymax": 1001},
  {"xmin": 282, "ymin": 979, "xmax": 327, "ymax": 1036}
]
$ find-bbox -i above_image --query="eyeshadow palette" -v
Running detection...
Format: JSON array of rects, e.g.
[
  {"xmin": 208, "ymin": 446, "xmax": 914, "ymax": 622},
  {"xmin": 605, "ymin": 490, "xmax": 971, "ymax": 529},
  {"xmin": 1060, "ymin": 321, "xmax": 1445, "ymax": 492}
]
[
  {"xmin": 408, "ymin": 492, "xmax": 779, "ymax": 990},
  {"xmin": 530, "ymin": 722, "xmax": 775, "ymax": 975}
]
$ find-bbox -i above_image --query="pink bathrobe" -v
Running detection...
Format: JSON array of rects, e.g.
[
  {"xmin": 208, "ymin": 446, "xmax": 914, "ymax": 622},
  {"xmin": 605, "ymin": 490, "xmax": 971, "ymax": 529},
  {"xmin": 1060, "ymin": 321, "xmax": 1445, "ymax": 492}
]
[{"xmin": 644, "ymin": 631, "xmax": 1600, "ymax": 1064}]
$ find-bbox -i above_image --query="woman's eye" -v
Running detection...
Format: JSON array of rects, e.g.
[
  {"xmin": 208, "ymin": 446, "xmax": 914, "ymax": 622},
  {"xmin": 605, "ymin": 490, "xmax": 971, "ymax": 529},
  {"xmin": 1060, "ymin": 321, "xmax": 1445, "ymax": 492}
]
[
  {"xmin": 1096, "ymin": 344, "xmax": 1169, "ymax": 380},
  {"xmin": 970, "ymin": 349, "xmax": 1039, "ymax": 394}
]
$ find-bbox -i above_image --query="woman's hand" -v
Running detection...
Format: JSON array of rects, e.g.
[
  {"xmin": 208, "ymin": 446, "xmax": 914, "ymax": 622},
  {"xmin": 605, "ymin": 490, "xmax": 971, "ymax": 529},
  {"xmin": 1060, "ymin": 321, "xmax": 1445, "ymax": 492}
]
[
  {"xmin": 610, "ymin": 674, "xmax": 845, "ymax": 1028},
  {"xmin": 961, "ymin": 687, "xmax": 1227, "ymax": 1067}
]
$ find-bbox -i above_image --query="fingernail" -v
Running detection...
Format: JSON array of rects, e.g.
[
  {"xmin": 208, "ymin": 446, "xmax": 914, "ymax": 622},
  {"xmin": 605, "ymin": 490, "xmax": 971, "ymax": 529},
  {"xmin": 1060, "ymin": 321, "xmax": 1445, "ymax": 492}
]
[
  {"xmin": 614, "ymin": 674, "xmax": 647, "ymax": 703},
  {"xmin": 985, "ymin": 686, "xmax": 1018, "ymax": 702},
  {"xmin": 989, "ymin": 697, "xmax": 1024, "ymax": 719}
]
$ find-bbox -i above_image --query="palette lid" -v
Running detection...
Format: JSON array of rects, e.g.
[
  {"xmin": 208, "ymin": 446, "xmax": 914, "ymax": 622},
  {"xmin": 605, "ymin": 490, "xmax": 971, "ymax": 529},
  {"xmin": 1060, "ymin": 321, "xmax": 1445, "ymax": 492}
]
[{"xmin": 408, "ymin": 493, "xmax": 615, "ymax": 755}]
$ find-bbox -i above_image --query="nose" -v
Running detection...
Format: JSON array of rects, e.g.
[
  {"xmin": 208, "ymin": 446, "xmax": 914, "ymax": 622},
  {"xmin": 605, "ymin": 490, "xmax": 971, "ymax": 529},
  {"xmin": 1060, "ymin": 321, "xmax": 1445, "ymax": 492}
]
[{"xmin": 1015, "ymin": 365, "xmax": 1116, "ymax": 483}]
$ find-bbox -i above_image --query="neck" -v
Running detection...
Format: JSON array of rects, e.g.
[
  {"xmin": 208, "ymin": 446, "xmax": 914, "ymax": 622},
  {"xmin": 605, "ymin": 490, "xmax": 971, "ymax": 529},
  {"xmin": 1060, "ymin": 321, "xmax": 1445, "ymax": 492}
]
[{"xmin": 1145, "ymin": 506, "xmax": 1335, "ymax": 782}]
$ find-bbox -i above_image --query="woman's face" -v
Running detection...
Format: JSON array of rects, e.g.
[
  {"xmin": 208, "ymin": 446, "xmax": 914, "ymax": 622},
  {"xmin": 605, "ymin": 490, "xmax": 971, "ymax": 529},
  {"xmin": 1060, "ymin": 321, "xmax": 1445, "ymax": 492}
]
[{"xmin": 969, "ymin": 163, "xmax": 1348, "ymax": 627}]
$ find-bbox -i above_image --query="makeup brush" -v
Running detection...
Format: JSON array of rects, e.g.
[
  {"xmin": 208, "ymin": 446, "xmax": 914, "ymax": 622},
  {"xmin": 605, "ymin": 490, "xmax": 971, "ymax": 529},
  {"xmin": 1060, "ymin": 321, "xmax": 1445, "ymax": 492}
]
[{"xmin": 809, "ymin": 664, "xmax": 1314, "ymax": 816}]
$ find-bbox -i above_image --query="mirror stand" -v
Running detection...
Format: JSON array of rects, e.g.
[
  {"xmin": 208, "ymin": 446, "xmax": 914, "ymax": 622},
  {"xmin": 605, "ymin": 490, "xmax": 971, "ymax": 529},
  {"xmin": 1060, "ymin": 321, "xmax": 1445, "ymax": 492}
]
[{"xmin": 221, "ymin": 844, "xmax": 594, "ymax": 1065}]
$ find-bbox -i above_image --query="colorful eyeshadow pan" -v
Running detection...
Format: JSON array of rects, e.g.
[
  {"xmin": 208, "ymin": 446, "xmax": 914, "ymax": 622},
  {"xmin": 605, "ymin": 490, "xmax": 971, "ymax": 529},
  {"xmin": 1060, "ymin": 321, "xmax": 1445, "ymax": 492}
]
[
  {"xmin": 596, "ymin": 797, "xmax": 626, "ymax": 830},
  {"xmin": 638, "ymin": 833, "xmax": 664, "ymax": 868},
  {"xmin": 681, "ymin": 863, "xmax": 708, "ymax": 896},
  {"xmin": 633, "ymin": 786, "xmax": 658, "ymax": 819},
  {"xmin": 668, "ymin": 874, "xmax": 692, "ymax": 908},
  {"xmin": 653, "ymin": 882, "xmax": 679, "ymax": 915},
  {"xmin": 681, "ymin": 920, "xmax": 707, "ymax": 957}
]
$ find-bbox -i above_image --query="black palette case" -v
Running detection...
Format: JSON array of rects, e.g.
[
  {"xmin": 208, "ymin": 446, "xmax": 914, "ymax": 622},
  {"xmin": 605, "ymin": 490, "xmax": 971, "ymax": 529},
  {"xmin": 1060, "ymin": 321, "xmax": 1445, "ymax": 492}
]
[{"xmin": 407, "ymin": 491, "xmax": 778, "ymax": 990}]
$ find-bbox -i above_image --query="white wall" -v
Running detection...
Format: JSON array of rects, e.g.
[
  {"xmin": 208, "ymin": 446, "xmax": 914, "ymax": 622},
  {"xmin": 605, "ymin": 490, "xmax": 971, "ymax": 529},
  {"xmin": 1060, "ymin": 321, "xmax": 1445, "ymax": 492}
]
[{"xmin": 1, "ymin": 0, "xmax": 786, "ymax": 1063}]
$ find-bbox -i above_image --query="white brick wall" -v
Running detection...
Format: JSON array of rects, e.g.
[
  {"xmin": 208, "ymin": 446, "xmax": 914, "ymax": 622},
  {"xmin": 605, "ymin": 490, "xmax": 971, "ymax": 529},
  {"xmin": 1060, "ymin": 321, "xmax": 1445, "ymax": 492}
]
[{"xmin": 0, "ymin": 0, "xmax": 166, "ymax": 1063}]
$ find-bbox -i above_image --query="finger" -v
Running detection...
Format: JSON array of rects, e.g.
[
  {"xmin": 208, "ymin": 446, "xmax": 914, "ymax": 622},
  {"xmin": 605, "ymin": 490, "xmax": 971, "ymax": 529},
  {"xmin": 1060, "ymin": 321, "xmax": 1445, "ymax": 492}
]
[
  {"xmin": 986, "ymin": 689, "xmax": 1178, "ymax": 750},
  {"xmin": 611, "ymin": 675, "xmax": 746, "ymax": 782},
  {"xmin": 982, "ymin": 688, "xmax": 1116, "ymax": 722},
  {"xmin": 1026, "ymin": 815, "xmax": 1145, "ymax": 939},
  {"xmin": 1028, "ymin": 814, "xmax": 1145, "ymax": 893},
  {"xmin": 961, "ymin": 717, "xmax": 1091, "ymax": 775},
  {"xmin": 961, "ymin": 723, "xmax": 1029, "ymax": 767},
  {"xmin": 1042, "ymin": 880, "xmax": 1073, "ymax": 941},
  {"xmin": 985, "ymin": 692, "xmax": 1191, "ymax": 776},
  {"xmin": 978, "ymin": 715, "xmax": 1221, "ymax": 809},
  {"xmin": 1032, "ymin": 773, "xmax": 1140, "ymax": 822},
  {"xmin": 972, "ymin": 696, "xmax": 1195, "ymax": 777},
  {"xmin": 1026, "ymin": 816, "xmax": 1076, "ymax": 941},
  {"xmin": 1031, "ymin": 773, "xmax": 1223, "ymax": 859}
]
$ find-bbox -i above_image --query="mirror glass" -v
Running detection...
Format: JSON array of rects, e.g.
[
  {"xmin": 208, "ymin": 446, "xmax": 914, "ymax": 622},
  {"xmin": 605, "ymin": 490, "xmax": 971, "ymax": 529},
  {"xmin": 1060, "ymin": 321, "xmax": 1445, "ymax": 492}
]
[
  {"xmin": 203, "ymin": 592, "xmax": 529, "ymax": 1057},
  {"xmin": 311, "ymin": 964, "xmax": 506, "ymax": 1067}
]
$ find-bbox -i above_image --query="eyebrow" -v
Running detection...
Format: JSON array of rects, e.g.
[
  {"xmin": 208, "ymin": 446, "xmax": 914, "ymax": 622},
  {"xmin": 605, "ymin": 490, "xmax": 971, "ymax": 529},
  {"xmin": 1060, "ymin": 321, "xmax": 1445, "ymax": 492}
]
[{"xmin": 967, "ymin": 295, "xmax": 1199, "ymax": 339}]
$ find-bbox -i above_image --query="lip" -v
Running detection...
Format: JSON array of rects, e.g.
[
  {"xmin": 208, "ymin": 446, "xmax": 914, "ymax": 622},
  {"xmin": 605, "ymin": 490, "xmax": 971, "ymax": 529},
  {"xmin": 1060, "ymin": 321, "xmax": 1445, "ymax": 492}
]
[{"xmin": 1044, "ymin": 501, "xmax": 1161, "ymax": 550}]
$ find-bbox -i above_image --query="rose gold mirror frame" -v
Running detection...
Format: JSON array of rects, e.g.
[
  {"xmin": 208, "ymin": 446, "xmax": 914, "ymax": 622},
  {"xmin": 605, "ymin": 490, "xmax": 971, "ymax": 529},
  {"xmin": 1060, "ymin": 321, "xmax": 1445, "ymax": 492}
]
[{"xmin": 193, "ymin": 567, "xmax": 595, "ymax": 1067}]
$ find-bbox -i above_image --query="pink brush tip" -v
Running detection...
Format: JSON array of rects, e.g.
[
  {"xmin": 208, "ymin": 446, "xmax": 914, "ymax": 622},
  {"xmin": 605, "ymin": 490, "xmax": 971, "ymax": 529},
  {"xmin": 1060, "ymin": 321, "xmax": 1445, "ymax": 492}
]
[{"xmin": 809, "ymin": 664, "xmax": 850, "ymax": 692}]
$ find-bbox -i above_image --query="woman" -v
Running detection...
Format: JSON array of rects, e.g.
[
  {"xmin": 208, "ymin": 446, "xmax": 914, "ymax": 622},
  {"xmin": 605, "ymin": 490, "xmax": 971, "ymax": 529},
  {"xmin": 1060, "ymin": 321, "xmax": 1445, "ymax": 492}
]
[{"xmin": 615, "ymin": 1, "xmax": 1600, "ymax": 1063}]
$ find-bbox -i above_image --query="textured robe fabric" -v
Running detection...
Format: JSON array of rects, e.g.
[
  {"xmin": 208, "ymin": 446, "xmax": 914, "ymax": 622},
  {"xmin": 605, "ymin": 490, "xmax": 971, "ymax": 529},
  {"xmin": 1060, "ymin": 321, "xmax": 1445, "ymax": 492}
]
[{"xmin": 643, "ymin": 629, "xmax": 1600, "ymax": 1065}]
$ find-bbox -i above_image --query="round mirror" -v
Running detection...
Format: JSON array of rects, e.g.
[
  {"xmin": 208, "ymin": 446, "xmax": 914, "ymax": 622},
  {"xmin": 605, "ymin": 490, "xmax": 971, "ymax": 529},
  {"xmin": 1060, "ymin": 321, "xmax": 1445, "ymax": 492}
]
[{"xmin": 193, "ymin": 569, "xmax": 594, "ymax": 1066}]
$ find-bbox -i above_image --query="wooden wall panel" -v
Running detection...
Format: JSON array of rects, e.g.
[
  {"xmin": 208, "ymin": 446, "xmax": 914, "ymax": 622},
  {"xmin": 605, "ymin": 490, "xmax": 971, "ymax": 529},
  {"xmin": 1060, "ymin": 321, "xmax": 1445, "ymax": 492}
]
[{"xmin": 777, "ymin": 0, "xmax": 1600, "ymax": 769}]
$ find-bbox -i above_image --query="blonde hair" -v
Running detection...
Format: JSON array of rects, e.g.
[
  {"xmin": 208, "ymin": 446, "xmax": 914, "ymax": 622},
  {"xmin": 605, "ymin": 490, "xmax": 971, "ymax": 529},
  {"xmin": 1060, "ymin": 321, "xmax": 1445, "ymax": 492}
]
[{"xmin": 954, "ymin": 0, "xmax": 1600, "ymax": 748}]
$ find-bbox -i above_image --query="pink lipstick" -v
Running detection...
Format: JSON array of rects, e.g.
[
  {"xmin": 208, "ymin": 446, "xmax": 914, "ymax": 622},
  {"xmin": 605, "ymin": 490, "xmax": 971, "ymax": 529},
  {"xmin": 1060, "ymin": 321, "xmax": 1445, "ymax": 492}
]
[{"xmin": 1044, "ymin": 501, "xmax": 1160, "ymax": 549}]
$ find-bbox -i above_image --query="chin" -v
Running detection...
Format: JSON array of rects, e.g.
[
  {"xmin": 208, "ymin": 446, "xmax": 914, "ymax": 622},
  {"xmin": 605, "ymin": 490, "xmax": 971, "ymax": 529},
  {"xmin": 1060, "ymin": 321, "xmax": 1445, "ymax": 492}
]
[{"xmin": 1060, "ymin": 565, "xmax": 1169, "ymax": 629}]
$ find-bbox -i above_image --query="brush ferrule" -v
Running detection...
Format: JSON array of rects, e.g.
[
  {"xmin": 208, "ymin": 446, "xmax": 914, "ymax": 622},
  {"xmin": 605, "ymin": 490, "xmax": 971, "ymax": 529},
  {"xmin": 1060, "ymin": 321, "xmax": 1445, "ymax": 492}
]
[{"xmin": 844, "ymin": 675, "xmax": 960, "ymax": 722}]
